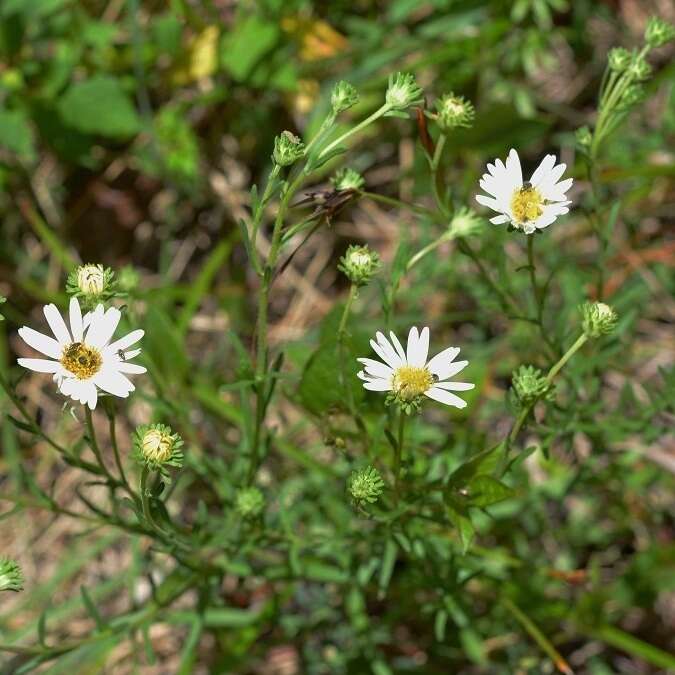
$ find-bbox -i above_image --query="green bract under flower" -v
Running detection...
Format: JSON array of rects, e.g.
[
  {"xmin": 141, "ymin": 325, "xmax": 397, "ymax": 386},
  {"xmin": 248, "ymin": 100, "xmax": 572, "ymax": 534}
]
[
  {"xmin": 511, "ymin": 365, "xmax": 555, "ymax": 407},
  {"xmin": 348, "ymin": 466, "xmax": 384, "ymax": 506},
  {"xmin": 273, "ymin": 131, "xmax": 305, "ymax": 167},
  {"xmin": 645, "ymin": 16, "xmax": 675, "ymax": 48},
  {"xmin": 134, "ymin": 423, "xmax": 184, "ymax": 472},
  {"xmin": 331, "ymin": 167, "xmax": 365, "ymax": 192},
  {"xmin": 581, "ymin": 302, "xmax": 618, "ymax": 338},
  {"xmin": 66, "ymin": 264, "xmax": 116, "ymax": 308},
  {"xmin": 0, "ymin": 557, "xmax": 24, "ymax": 593},
  {"xmin": 235, "ymin": 487, "xmax": 265, "ymax": 519},
  {"xmin": 331, "ymin": 80, "xmax": 359, "ymax": 114},
  {"xmin": 385, "ymin": 72, "xmax": 423, "ymax": 111},
  {"xmin": 338, "ymin": 244, "xmax": 380, "ymax": 286},
  {"xmin": 434, "ymin": 93, "xmax": 475, "ymax": 131}
]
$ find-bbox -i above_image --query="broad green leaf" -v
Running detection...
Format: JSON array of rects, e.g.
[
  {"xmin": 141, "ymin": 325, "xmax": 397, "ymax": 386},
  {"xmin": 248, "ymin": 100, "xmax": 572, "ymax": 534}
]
[
  {"xmin": 447, "ymin": 506, "xmax": 475, "ymax": 554},
  {"xmin": 0, "ymin": 109, "xmax": 35, "ymax": 160},
  {"xmin": 447, "ymin": 442, "xmax": 505, "ymax": 488},
  {"xmin": 58, "ymin": 76, "xmax": 141, "ymax": 138},
  {"xmin": 220, "ymin": 15, "xmax": 279, "ymax": 81},
  {"xmin": 466, "ymin": 475, "xmax": 515, "ymax": 507}
]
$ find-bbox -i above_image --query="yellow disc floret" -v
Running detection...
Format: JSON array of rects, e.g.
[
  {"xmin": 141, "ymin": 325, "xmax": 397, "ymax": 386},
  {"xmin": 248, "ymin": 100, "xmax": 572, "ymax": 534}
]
[
  {"xmin": 392, "ymin": 365, "xmax": 434, "ymax": 401},
  {"xmin": 510, "ymin": 185, "xmax": 544, "ymax": 224},
  {"xmin": 60, "ymin": 342, "xmax": 102, "ymax": 379}
]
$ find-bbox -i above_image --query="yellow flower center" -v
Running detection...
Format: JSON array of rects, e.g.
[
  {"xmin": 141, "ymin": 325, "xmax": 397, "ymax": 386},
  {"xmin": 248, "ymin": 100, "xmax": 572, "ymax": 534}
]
[
  {"xmin": 392, "ymin": 365, "xmax": 434, "ymax": 401},
  {"xmin": 510, "ymin": 185, "xmax": 544, "ymax": 223},
  {"xmin": 142, "ymin": 429, "xmax": 174, "ymax": 463},
  {"xmin": 60, "ymin": 342, "xmax": 102, "ymax": 379}
]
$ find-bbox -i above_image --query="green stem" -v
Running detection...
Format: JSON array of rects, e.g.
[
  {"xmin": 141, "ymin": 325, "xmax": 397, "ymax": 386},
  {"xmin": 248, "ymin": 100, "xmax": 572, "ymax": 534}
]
[
  {"xmin": 337, "ymin": 284, "xmax": 358, "ymax": 417},
  {"xmin": 319, "ymin": 104, "xmax": 390, "ymax": 159},
  {"xmin": 429, "ymin": 133, "xmax": 449, "ymax": 217},
  {"xmin": 362, "ymin": 191, "xmax": 436, "ymax": 218},
  {"xmin": 84, "ymin": 407, "xmax": 117, "ymax": 485},
  {"xmin": 139, "ymin": 465, "xmax": 164, "ymax": 535},
  {"xmin": 501, "ymin": 597, "xmax": 573, "ymax": 675},
  {"xmin": 393, "ymin": 412, "xmax": 406, "ymax": 505},
  {"xmin": 407, "ymin": 234, "xmax": 452, "ymax": 271},
  {"xmin": 507, "ymin": 332, "xmax": 588, "ymax": 446}
]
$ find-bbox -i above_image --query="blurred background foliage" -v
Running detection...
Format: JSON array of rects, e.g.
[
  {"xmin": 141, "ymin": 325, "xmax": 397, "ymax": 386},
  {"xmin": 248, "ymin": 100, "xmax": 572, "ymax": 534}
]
[{"xmin": 0, "ymin": 0, "xmax": 674, "ymax": 673}]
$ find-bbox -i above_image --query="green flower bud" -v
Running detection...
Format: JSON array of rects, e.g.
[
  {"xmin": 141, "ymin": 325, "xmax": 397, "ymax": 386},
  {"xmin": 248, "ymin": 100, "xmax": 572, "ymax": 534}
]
[
  {"xmin": 117, "ymin": 265, "xmax": 140, "ymax": 293},
  {"xmin": 449, "ymin": 207, "xmax": 482, "ymax": 238},
  {"xmin": 435, "ymin": 93, "xmax": 475, "ymax": 131},
  {"xmin": 235, "ymin": 487, "xmax": 265, "ymax": 519},
  {"xmin": 575, "ymin": 126, "xmax": 592, "ymax": 150},
  {"xmin": 385, "ymin": 72, "xmax": 424, "ymax": 111},
  {"xmin": 580, "ymin": 301, "xmax": 618, "ymax": 338},
  {"xmin": 134, "ymin": 423, "xmax": 184, "ymax": 471},
  {"xmin": 511, "ymin": 365, "xmax": 554, "ymax": 407},
  {"xmin": 619, "ymin": 84, "xmax": 646, "ymax": 109},
  {"xmin": 644, "ymin": 16, "xmax": 675, "ymax": 48},
  {"xmin": 338, "ymin": 244, "xmax": 380, "ymax": 286},
  {"xmin": 628, "ymin": 55, "xmax": 651, "ymax": 81},
  {"xmin": 331, "ymin": 80, "xmax": 359, "ymax": 114},
  {"xmin": 348, "ymin": 466, "xmax": 384, "ymax": 506},
  {"xmin": 0, "ymin": 557, "xmax": 24, "ymax": 592},
  {"xmin": 331, "ymin": 167, "xmax": 365, "ymax": 192},
  {"xmin": 66, "ymin": 264, "xmax": 116, "ymax": 307},
  {"xmin": 272, "ymin": 131, "xmax": 305, "ymax": 167},
  {"xmin": 608, "ymin": 47, "xmax": 632, "ymax": 72}
]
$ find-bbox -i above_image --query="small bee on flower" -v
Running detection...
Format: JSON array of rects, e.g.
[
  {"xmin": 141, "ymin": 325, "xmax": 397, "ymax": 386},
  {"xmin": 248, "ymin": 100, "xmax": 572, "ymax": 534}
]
[
  {"xmin": 17, "ymin": 298, "xmax": 146, "ymax": 410},
  {"xmin": 475, "ymin": 149, "xmax": 572, "ymax": 234},
  {"xmin": 357, "ymin": 327, "xmax": 474, "ymax": 413}
]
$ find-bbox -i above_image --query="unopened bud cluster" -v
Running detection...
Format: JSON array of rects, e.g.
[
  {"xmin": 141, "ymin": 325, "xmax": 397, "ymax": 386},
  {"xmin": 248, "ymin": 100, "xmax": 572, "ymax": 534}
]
[
  {"xmin": 581, "ymin": 302, "xmax": 618, "ymax": 338},
  {"xmin": 235, "ymin": 487, "xmax": 265, "ymax": 519},
  {"xmin": 331, "ymin": 80, "xmax": 359, "ymax": 115},
  {"xmin": 338, "ymin": 244, "xmax": 380, "ymax": 286},
  {"xmin": 273, "ymin": 131, "xmax": 305, "ymax": 167},
  {"xmin": 348, "ymin": 466, "xmax": 384, "ymax": 506},
  {"xmin": 0, "ymin": 557, "xmax": 23, "ymax": 593},
  {"xmin": 434, "ymin": 93, "xmax": 475, "ymax": 131},
  {"xmin": 332, "ymin": 167, "xmax": 365, "ymax": 192},
  {"xmin": 134, "ymin": 423, "xmax": 184, "ymax": 471},
  {"xmin": 385, "ymin": 72, "xmax": 423, "ymax": 111},
  {"xmin": 511, "ymin": 365, "xmax": 555, "ymax": 408},
  {"xmin": 66, "ymin": 264, "xmax": 116, "ymax": 307}
]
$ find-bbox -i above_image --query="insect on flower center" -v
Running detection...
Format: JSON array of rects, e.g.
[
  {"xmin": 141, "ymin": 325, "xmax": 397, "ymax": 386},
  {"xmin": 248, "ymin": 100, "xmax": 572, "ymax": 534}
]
[
  {"xmin": 392, "ymin": 365, "xmax": 434, "ymax": 400},
  {"xmin": 60, "ymin": 342, "xmax": 102, "ymax": 380},
  {"xmin": 510, "ymin": 185, "xmax": 544, "ymax": 223}
]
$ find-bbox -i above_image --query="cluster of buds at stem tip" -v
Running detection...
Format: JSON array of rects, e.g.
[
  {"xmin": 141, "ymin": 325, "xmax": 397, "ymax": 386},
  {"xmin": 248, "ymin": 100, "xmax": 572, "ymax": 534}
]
[
  {"xmin": 348, "ymin": 466, "xmax": 384, "ymax": 506},
  {"xmin": 272, "ymin": 131, "xmax": 305, "ymax": 167},
  {"xmin": 134, "ymin": 423, "xmax": 184, "ymax": 473},
  {"xmin": 580, "ymin": 302, "xmax": 618, "ymax": 338},
  {"xmin": 434, "ymin": 93, "xmax": 475, "ymax": 131},
  {"xmin": 644, "ymin": 16, "xmax": 675, "ymax": 48},
  {"xmin": 608, "ymin": 47, "xmax": 632, "ymax": 72},
  {"xmin": 338, "ymin": 244, "xmax": 380, "ymax": 287},
  {"xmin": 235, "ymin": 487, "xmax": 265, "ymax": 519},
  {"xmin": 511, "ymin": 365, "xmax": 555, "ymax": 408},
  {"xmin": 0, "ymin": 557, "xmax": 23, "ymax": 592},
  {"xmin": 66, "ymin": 264, "xmax": 116, "ymax": 308},
  {"xmin": 330, "ymin": 80, "xmax": 359, "ymax": 115},
  {"xmin": 331, "ymin": 167, "xmax": 365, "ymax": 192},
  {"xmin": 385, "ymin": 72, "xmax": 424, "ymax": 112}
]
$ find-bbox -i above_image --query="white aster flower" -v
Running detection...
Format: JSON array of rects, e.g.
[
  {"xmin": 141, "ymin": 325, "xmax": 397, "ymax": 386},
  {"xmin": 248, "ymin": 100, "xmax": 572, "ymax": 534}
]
[
  {"xmin": 357, "ymin": 327, "xmax": 474, "ymax": 410},
  {"xmin": 475, "ymin": 148, "xmax": 573, "ymax": 234},
  {"xmin": 17, "ymin": 298, "xmax": 146, "ymax": 410}
]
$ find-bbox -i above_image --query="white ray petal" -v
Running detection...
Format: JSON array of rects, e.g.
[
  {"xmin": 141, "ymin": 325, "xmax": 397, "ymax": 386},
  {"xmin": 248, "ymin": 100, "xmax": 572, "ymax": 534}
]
[
  {"xmin": 388, "ymin": 331, "xmax": 407, "ymax": 362},
  {"xmin": 86, "ymin": 307, "xmax": 121, "ymax": 348},
  {"xmin": 362, "ymin": 379, "xmax": 392, "ymax": 392},
  {"xmin": 18, "ymin": 327, "xmax": 62, "ymax": 359},
  {"xmin": 43, "ymin": 304, "xmax": 71, "ymax": 345},
  {"xmin": 505, "ymin": 149, "xmax": 522, "ymax": 188},
  {"xmin": 116, "ymin": 362, "xmax": 147, "ymax": 375},
  {"xmin": 357, "ymin": 357, "xmax": 393, "ymax": 380},
  {"xmin": 410, "ymin": 326, "xmax": 429, "ymax": 367},
  {"xmin": 94, "ymin": 369, "xmax": 134, "ymax": 397},
  {"xmin": 490, "ymin": 214, "xmax": 510, "ymax": 224},
  {"xmin": 107, "ymin": 329, "xmax": 144, "ymax": 353},
  {"xmin": 433, "ymin": 381, "xmax": 475, "ymax": 391},
  {"xmin": 17, "ymin": 358, "xmax": 62, "ymax": 373},
  {"xmin": 424, "ymin": 387, "xmax": 468, "ymax": 408},
  {"xmin": 69, "ymin": 297, "xmax": 84, "ymax": 342},
  {"xmin": 425, "ymin": 347, "xmax": 460, "ymax": 379},
  {"xmin": 529, "ymin": 154, "xmax": 556, "ymax": 187},
  {"xmin": 369, "ymin": 338, "xmax": 399, "ymax": 370},
  {"xmin": 375, "ymin": 331, "xmax": 403, "ymax": 368},
  {"xmin": 435, "ymin": 359, "xmax": 469, "ymax": 380}
]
